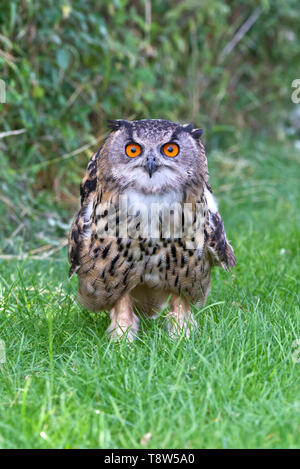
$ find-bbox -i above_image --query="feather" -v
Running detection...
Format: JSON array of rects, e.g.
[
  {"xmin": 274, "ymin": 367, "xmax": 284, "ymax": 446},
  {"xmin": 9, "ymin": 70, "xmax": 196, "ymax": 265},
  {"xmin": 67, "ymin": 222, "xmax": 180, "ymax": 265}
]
[{"xmin": 204, "ymin": 186, "xmax": 236, "ymax": 269}]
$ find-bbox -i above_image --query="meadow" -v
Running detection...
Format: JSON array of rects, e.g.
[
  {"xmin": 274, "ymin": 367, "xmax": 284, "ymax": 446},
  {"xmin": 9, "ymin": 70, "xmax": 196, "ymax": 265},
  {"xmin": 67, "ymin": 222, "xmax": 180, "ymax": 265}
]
[{"xmin": 1, "ymin": 138, "xmax": 299, "ymax": 449}]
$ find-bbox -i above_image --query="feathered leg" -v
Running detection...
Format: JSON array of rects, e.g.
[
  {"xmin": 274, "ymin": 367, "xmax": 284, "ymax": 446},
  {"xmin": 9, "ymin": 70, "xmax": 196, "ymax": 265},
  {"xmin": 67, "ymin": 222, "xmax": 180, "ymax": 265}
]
[
  {"xmin": 165, "ymin": 295, "xmax": 196, "ymax": 339},
  {"xmin": 107, "ymin": 294, "xmax": 140, "ymax": 342}
]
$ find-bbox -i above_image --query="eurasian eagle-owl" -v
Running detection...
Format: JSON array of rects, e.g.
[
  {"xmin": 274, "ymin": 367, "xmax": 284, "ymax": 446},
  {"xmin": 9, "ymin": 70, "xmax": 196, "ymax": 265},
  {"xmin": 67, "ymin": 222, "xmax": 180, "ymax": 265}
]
[{"xmin": 68, "ymin": 119, "xmax": 235, "ymax": 341}]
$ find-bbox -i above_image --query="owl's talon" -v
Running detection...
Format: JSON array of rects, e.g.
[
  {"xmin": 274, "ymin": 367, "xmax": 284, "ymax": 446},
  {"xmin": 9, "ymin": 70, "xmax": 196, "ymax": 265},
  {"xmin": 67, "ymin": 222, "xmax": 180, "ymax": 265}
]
[
  {"xmin": 108, "ymin": 294, "xmax": 139, "ymax": 342},
  {"xmin": 165, "ymin": 312, "xmax": 196, "ymax": 339},
  {"xmin": 165, "ymin": 296, "xmax": 196, "ymax": 339},
  {"xmin": 107, "ymin": 324, "xmax": 138, "ymax": 343}
]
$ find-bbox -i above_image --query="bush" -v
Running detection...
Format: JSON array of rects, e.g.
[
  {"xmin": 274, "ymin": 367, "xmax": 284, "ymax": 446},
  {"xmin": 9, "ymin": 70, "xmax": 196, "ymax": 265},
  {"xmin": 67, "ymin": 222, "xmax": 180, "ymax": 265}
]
[{"xmin": 0, "ymin": 0, "xmax": 299, "ymax": 251}]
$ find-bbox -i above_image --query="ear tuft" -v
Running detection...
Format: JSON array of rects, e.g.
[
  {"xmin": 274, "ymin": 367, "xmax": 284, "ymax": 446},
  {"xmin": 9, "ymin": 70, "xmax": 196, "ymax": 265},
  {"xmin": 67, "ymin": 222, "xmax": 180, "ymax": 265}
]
[
  {"xmin": 191, "ymin": 128, "xmax": 204, "ymax": 139},
  {"xmin": 182, "ymin": 123, "xmax": 194, "ymax": 133},
  {"xmin": 107, "ymin": 119, "xmax": 127, "ymax": 131}
]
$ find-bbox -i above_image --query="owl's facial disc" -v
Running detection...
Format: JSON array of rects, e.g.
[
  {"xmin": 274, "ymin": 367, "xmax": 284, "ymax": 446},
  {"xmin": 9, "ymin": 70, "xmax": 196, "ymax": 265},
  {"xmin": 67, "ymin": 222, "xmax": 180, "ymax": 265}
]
[
  {"xmin": 103, "ymin": 119, "xmax": 207, "ymax": 194},
  {"xmin": 125, "ymin": 141, "xmax": 158, "ymax": 178},
  {"xmin": 125, "ymin": 139, "xmax": 181, "ymax": 178}
]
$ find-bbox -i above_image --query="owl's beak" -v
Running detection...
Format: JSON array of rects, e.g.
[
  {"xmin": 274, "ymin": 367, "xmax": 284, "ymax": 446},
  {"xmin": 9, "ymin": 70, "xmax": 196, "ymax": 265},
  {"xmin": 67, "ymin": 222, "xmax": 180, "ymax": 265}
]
[{"xmin": 146, "ymin": 153, "xmax": 157, "ymax": 178}]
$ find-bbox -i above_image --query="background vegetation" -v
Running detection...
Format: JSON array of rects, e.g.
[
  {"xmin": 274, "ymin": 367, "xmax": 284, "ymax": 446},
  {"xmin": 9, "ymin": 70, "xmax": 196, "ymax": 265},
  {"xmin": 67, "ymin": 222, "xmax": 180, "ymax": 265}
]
[
  {"xmin": 0, "ymin": 0, "xmax": 300, "ymax": 449},
  {"xmin": 0, "ymin": 0, "xmax": 300, "ymax": 253}
]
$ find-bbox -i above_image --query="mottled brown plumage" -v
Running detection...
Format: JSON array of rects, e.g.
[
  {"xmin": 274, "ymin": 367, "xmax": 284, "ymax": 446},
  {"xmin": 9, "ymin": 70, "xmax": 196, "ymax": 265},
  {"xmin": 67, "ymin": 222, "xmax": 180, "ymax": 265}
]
[{"xmin": 68, "ymin": 119, "xmax": 235, "ymax": 340}]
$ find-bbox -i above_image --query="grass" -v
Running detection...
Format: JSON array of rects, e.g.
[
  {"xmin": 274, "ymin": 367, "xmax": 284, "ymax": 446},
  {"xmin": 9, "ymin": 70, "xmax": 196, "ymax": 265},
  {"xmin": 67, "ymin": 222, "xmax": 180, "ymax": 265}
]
[{"xmin": 0, "ymin": 139, "xmax": 300, "ymax": 449}]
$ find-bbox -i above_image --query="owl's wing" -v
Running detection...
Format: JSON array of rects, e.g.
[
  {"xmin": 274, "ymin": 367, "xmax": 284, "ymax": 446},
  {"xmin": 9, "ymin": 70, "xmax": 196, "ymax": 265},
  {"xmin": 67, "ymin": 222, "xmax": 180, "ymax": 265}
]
[
  {"xmin": 68, "ymin": 149, "xmax": 100, "ymax": 278},
  {"xmin": 204, "ymin": 186, "xmax": 236, "ymax": 270}
]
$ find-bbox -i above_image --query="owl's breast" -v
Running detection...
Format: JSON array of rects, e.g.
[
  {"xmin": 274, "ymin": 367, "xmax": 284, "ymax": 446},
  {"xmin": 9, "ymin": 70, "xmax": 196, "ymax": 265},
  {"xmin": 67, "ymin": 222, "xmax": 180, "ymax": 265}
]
[
  {"xmin": 125, "ymin": 188, "xmax": 183, "ymax": 209},
  {"xmin": 77, "ymin": 188, "xmax": 210, "ymax": 310}
]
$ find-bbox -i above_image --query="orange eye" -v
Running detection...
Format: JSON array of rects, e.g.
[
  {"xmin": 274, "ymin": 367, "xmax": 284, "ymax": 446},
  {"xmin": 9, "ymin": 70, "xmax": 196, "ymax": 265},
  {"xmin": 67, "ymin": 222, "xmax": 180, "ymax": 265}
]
[
  {"xmin": 125, "ymin": 142, "xmax": 142, "ymax": 158},
  {"xmin": 162, "ymin": 142, "xmax": 179, "ymax": 157}
]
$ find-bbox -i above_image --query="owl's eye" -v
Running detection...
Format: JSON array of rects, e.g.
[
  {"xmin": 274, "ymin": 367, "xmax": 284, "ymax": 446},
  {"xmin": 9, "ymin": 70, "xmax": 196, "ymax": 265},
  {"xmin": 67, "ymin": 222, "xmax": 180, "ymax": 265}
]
[
  {"xmin": 162, "ymin": 142, "xmax": 180, "ymax": 157},
  {"xmin": 125, "ymin": 142, "xmax": 142, "ymax": 158}
]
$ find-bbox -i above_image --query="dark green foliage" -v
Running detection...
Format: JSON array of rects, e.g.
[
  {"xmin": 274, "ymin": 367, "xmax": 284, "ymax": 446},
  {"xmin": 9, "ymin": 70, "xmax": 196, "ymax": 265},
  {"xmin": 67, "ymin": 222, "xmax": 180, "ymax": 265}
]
[{"xmin": 0, "ymin": 0, "xmax": 299, "ymax": 247}]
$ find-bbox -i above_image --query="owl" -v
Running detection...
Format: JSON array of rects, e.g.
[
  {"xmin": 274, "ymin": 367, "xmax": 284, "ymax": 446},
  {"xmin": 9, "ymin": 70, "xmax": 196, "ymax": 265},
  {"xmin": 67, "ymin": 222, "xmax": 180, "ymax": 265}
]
[{"xmin": 68, "ymin": 119, "xmax": 235, "ymax": 341}]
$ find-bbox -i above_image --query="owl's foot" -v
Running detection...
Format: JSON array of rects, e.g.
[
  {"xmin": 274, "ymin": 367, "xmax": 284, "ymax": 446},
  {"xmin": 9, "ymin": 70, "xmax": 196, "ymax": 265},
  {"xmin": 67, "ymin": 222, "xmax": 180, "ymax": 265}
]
[
  {"xmin": 107, "ymin": 294, "xmax": 140, "ymax": 342},
  {"xmin": 165, "ymin": 295, "xmax": 196, "ymax": 339}
]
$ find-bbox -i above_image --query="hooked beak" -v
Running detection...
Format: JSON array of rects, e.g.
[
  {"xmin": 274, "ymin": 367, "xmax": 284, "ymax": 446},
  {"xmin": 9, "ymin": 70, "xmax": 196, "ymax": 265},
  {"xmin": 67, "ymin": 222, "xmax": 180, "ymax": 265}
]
[{"xmin": 146, "ymin": 153, "xmax": 157, "ymax": 178}]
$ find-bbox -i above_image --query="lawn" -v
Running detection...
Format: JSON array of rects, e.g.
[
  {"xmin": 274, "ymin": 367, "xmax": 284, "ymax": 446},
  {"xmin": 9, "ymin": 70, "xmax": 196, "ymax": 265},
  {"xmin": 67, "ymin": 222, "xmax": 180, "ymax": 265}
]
[{"xmin": 0, "ymin": 139, "xmax": 299, "ymax": 449}]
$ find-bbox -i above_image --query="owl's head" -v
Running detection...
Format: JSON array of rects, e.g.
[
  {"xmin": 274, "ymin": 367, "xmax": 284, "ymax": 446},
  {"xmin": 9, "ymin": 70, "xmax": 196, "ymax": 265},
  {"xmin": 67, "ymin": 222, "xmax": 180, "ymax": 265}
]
[{"xmin": 98, "ymin": 119, "xmax": 208, "ymax": 194}]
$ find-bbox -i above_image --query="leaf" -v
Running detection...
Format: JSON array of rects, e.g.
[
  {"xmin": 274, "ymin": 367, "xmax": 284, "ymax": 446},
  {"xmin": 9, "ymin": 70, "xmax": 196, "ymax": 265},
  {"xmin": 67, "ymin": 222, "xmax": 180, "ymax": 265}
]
[{"xmin": 56, "ymin": 49, "xmax": 69, "ymax": 70}]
